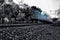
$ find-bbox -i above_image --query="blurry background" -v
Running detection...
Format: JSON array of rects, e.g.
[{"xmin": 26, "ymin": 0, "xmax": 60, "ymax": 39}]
[{"xmin": 13, "ymin": 0, "xmax": 60, "ymax": 18}]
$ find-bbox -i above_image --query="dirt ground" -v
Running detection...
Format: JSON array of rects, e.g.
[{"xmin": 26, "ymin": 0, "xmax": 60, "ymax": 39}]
[{"xmin": 0, "ymin": 24, "xmax": 60, "ymax": 40}]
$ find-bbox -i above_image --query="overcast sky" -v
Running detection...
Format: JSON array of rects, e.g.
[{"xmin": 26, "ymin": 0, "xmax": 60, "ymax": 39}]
[{"xmin": 13, "ymin": 0, "xmax": 53, "ymax": 11}]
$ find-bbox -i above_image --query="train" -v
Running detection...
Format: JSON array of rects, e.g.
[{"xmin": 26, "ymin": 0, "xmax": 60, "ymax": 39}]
[{"xmin": 0, "ymin": 0, "xmax": 53, "ymax": 24}]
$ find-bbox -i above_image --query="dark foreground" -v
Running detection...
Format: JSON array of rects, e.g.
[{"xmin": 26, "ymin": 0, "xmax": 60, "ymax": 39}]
[{"xmin": 0, "ymin": 24, "xmax": 60, "ymax": 40}]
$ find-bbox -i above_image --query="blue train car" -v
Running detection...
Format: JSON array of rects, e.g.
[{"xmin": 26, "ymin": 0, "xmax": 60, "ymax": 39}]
[
  {"xmin": 31, "ymin": 6, "xmax": 53, "ymax": 23},
  {"xmin": 33, "ymin": 10, "xmax": 49, "ymax": 21},
  {"xmin": 31, "ymin": 6, "xmax": 49, "ymax": 20}
]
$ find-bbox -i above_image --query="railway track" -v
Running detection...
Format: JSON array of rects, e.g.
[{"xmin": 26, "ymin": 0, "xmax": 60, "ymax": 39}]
[{"xmin": 0, "ymin": 23, "xmax": 45, "ymax": 28}]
